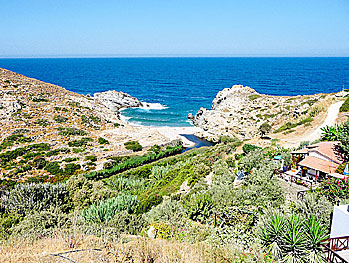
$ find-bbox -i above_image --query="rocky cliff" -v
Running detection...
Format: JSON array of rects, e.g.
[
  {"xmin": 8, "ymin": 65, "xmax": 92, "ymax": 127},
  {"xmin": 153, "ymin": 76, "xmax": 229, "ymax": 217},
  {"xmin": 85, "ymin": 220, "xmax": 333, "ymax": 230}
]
[{"xmin": 193, "ymin": 85, "xmax": 339, "ymax": 140}]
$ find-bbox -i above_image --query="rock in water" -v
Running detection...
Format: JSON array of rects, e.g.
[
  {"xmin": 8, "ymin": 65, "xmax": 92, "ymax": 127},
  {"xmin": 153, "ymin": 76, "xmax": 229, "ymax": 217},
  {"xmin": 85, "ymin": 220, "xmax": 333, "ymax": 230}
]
[{"xmin": 94, "ymin": 90, "xmax": 142, "ymax": 112}]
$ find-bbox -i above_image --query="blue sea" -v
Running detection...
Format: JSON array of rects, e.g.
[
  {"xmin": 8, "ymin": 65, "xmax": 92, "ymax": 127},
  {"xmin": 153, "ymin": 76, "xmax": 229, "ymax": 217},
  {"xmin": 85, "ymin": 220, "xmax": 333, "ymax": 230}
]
[{"xmin": 0, "ymin": 57, "xmax": 348, "ymax": 127}]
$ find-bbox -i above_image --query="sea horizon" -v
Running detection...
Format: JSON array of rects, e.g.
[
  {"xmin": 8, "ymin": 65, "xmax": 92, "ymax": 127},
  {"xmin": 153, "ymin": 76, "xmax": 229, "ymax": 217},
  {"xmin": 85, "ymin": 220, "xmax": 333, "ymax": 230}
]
[{"xmin": 1, "ymin": 57, "xmax": 348, "ymax": 127}]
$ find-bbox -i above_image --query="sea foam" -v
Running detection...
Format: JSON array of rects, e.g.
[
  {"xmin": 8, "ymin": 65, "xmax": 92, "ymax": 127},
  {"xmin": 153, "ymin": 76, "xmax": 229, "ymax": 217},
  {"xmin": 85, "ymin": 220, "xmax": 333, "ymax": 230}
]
[{"xmin": 139, "ymin": 102, "xmax": 168, "ymax": 110}]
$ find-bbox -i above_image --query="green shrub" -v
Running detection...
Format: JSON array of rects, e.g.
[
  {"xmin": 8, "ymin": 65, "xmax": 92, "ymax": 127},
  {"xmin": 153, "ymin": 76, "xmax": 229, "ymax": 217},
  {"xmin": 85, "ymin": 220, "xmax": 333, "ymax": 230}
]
[
  {"xmin": 53, "ymin": 115, "xmax": 68, "ymax": 123},
  {"xmin": 259, "ymin": 122, "xmax": 272, "ymax": 135},
  {"xmin": 0, "ymin": 211, "xmax": 22, "ymax": 239},
  {"xmin": 45, "ymin": 162, "xmax": 63, "ymax": 175},
  {"xmin": 218, "ymin": 136, "xmax": 242, "ymax": 146},
  {"xmin": 98, "ymin": 137, "xmax": 109, "ymax": 145},
  {"xmin": 81, "ymin": 114, "xmax": 101, "ymax": 125},
  {"xmin": 108, "ymin": 210, "xmax": 145, "ymax": 235},
  {"xmin": 113, "ymin": 122, "xmax": 120, "ymax": 127},
  {"xmin": 81, "ymin": 194, "xmax": 139, "ymax": 223},
  {"xmin": 184, "ymin": 192, "xmax": 214, "ymax": 223},
  {"xmin": 86, "ymin": 145, "xmax": 182, "ymax": 180},
  {"xmin": 32, "ymin": 97, "xmax": 48, "ymax": 102},
  {"xmin": 1, "ymin": 183, "xmax": 68, "ymax": 215},
  {"xmin": 63, "ymin": 157, "xmax": 78, "ymax": 162},
  {"xmin": 31, "ymin": 157, "xmax": 46, "ymax": 169},
  {"xmin": 68, "ymin": 137, "xmax": 93, "ymax": 147},
  {"xmin": 248, "ymin": 94, "xmax": 261, "ymax": 101},
  {"xmin": 11, "ymin": 207, "xmax": 68, "ymax": 239},
  {"xmin": 85, "ymin": 155, "xmax": 97, "ymax": 162},
  {"xmin": 57, "ymin": 127, "xmax": 87, "ymax": 136},
  {"xmin": 64, "ymin": 163, "xmax": 81, "ymax": 175},
  {"xmin": 145, "ymin": 198, "xmax": 186, "ymax": 224},
  {"xmin": 242, "ymin": 143, "xmax": 261, "ymax": 155},
  {"xmin": 148, "ymin": 144, "xmax": 161, "ymax": 154},
  {"xmin": 46, "ymin": 147, "xmax": 70, "ymax": 157},
  {"xmin": 340, "ymin": 98, "xmax": 349, "ymax": 112},
  {"xmin": 35, "ymin": 118, "xmax": 49, "ymax": 126},
  {"xmin": 124, "ymin": 141, "xmax": 143, "ymax": 152}
]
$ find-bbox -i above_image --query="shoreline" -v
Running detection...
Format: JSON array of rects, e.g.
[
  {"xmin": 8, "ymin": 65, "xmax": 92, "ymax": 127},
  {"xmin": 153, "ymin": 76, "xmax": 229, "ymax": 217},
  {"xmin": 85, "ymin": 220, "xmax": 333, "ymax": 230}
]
[{"xmin": 119, "ymin": 106, "xmax": 203, "ymax": 148}]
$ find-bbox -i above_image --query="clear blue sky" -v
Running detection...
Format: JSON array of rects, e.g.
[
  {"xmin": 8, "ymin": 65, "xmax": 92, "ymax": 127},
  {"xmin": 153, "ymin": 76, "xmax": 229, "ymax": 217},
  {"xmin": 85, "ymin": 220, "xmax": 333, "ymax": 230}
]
[{"xmin": 1, "ymin": 0, "xmax": 348, "ymax": 57}]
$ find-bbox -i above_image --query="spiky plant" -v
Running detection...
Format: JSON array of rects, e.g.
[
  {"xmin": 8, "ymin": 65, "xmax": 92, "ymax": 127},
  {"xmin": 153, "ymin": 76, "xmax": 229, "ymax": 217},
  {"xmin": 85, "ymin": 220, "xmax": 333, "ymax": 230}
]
[{"xmin": 320, "ymin": 124, "xmax": 342, "ymax": 141}]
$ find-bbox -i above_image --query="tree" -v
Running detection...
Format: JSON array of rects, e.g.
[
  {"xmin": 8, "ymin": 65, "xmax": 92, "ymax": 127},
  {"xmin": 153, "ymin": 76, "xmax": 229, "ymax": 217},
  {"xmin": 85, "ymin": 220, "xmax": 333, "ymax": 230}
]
[{"xmin": 259, "ymin": 122, "xmax": 272, "ymax": 136}]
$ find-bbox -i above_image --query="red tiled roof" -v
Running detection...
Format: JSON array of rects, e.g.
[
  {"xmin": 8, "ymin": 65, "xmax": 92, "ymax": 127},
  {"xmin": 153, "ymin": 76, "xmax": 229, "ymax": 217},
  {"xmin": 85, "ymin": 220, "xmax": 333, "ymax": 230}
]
[
  {"xmin": 298, "ymin": 156, "xmax": 339, "ymax": 174},
  {"xmin": 309, "ymin": 141, "xmax": 342, "ymax": 164},
  {"xmin": 291, "ymin": 148, "xmax": 309, "ymax": 154}
]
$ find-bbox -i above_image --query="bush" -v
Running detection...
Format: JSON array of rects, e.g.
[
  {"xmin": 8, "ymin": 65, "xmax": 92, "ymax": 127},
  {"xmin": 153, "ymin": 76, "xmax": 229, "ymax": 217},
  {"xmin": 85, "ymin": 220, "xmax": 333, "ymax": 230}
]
[
  {"xmin": 85, "ymin": 155, "xmax": 97, "ymax": 162},
  {"xmin": 11, "ymin": 207, "xmax": 68, "ymax": 239},
  {"xmin": 0, "ymin": 211, "xmax": 22, "ymax": 239},
  {"xmin": 68, "ymin": 137, "xmax": 93, "ymax": 147},
  {"xmin": 218, "ymin": 136, "xmax": 242, "ymax": 146},
  {"xmin": 35, "ymin": 118, "xmax": 49, "ymax": 126},
  {"xmin": 86, "ymin": 145, "xmax": 183, "ymax": 180},
  {"xmin": 108, "ymin": 210, "xmax": 145, "ymax": 235},
  {"xmin": 317, "ymin": 177, "xmax": 349, "ymax": 203},
  {"xmin": 145, "ymin": 198, "xmax": 187, "ymax": 224},
  {"xmin": 57, "ymin": 127, "xmax": 87, "ymax": 136},
  {"xmin": 1, "ymin": 183, "xmax": 68, "ymax": 215},
  {"xmin": 64, "ymin": 163, "xmax": 81, "ymax": 175},
  {"xmin": 53, "ymin": 115, "xmax": 68, "ymax": 123},
  {"xmin": 66, "ymin": 174, "xmax": 114, "ymax": 209},
  {"xmin": 45, "ymin": 162, "xmax": 63, "ymax": 175},
  {"xmin": 242, "ymin": 144, "xmax": 261, "ymax": 155},
  {"xmin": 98, "ymin": 137, "xmax": 109, "ymax": 145},
  {"xmin": 340, "ymin": 97, "xmax": 349, "ymax": 112},
  {"xmin": 184, "ymin": 192, "xmax": 214, "ymax": 223},
  {"xmin": 148, "ymin": 144, "xmax": 161, "ymax": 154},
  {"xmin": 81, "ymin": 194, "xmax": 139, "ymax": 223},
  {"xmin": 124, "ymin": 141, "xmax": 143, "ymax": 152},
  {"xmin": 259, "ymin": 122, "xmax": 272, "ymax": 135}
]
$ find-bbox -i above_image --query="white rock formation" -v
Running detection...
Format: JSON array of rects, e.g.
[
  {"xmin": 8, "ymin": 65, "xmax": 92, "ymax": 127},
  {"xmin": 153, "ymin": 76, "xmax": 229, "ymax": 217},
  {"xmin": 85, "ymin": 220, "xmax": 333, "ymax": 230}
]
[{"xmin": 94, "ymin": 90, "xmax": 142, "ymax": 112}]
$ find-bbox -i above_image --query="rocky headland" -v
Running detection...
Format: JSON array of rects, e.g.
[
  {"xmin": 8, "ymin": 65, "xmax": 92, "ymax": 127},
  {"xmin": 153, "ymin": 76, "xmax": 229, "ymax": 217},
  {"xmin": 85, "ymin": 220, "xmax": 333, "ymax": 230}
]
[
  {"xmin": 0, "ymin": 68, "xmax": 179, "ymax": 180},
  {"xmin": 192, "ymin": 85, "xmax": 346, "ymax": 143}
]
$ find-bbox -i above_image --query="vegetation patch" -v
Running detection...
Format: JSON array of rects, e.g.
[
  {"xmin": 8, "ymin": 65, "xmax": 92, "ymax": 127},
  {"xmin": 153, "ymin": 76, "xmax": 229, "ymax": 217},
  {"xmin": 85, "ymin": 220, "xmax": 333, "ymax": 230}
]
[
  {"xmin": 124, "ymin": 141, "xmax": 143, "ymax": 152},
  {"xmin": 57, "ymin": 127, "xmax": 87, "ymax": 136},
  {"xmin": 248, "ymin": 94, "xmax": 261, "ymax": 101}
]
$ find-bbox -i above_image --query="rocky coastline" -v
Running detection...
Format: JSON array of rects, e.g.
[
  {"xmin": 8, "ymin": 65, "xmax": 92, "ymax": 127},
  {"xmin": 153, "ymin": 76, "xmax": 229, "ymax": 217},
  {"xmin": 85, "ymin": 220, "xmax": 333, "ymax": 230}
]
[{"xmin": 192, "ymin": 84, "xmax": 345, "ymax": 142}]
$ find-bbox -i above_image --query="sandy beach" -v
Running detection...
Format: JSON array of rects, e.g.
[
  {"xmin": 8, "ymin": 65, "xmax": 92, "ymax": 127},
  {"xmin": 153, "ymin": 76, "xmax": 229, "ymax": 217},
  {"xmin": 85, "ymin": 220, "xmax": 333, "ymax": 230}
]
[{"xmin": 151, "ymin": 126, "xmax": 203, "ymax": 147}]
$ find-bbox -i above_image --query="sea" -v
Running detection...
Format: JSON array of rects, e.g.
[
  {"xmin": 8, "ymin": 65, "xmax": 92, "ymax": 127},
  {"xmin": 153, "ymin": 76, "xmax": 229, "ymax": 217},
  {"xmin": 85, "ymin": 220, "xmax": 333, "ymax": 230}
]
[{"xmin": 0, "ymin": 57, "xmax": 348, "ymax": 127}]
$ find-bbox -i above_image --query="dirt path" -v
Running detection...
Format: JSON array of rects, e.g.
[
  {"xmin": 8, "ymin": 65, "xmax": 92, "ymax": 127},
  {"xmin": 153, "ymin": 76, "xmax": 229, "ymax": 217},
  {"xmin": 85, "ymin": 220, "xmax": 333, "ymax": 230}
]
[{"xmin": 302, "ymin": 101, "xmax": 344, "ymax": 142}]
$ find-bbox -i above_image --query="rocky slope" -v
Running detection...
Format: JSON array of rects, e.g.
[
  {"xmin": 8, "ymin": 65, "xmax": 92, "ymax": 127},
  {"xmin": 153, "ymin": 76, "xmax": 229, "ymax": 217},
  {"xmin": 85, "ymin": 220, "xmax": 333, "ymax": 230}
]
[
  {"xmin": 193, "ymin": 85, "xmax": 344, "ymax": 141},
  {"xmin": 0, "ymin": 68, "xmax": 171, "ymax": 180}
]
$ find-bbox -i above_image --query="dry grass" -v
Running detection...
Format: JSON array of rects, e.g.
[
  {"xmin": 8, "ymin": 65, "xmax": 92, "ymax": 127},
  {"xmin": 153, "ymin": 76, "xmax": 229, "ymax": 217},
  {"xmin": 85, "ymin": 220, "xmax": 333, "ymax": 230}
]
[{"xmin": 0, "ymin": 234, "xmax": 238, "ymax": 263}]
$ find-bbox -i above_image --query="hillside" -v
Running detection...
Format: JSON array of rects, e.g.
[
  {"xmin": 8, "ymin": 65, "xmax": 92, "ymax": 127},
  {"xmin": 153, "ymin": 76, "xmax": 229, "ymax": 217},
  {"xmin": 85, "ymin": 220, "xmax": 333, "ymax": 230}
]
[
  {"xmin": 193, "ymin": 85, "xmax": 346, "ymax": 145},
  {"xmin": 0, "ymin": 68, "xmax": 175, "ymax": 181}
]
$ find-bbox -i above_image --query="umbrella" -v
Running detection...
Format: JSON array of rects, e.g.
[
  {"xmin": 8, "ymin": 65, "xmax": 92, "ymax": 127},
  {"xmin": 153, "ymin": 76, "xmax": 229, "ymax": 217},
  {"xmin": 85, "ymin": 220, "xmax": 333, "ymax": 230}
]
[{"xmin": 344, "ymin": 163, "xmax": 349, "ymax": 175}]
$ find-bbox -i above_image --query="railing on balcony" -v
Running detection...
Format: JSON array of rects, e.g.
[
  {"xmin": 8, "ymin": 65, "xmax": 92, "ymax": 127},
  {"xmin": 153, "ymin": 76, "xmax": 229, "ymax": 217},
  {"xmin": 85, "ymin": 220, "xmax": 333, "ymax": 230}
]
[
  {"xmin": 321, "ymin": 236, "xmax": 349, "ymax": 263},
  {"xmin": 278, "ymin": 171, "xmax": 320, "ymax": 189}
]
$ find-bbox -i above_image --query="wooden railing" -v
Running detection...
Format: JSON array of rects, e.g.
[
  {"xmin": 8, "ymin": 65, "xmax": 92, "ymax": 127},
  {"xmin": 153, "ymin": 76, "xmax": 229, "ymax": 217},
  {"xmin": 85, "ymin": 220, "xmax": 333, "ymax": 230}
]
[
  {"xmin": 278, "ymin": 172, "xmax": 320, "ymax": 189},
  {"xmin": 321, "ymin": 236, "xmax": 349, "ymax": 263}
]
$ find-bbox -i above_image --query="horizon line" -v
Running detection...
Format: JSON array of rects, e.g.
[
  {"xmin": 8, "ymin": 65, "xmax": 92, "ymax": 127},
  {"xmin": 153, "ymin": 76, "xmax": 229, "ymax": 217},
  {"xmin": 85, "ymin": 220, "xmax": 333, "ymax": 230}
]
[{"xmin": 0, "ymin": 54, "xmax": 349, "ymax": 59}]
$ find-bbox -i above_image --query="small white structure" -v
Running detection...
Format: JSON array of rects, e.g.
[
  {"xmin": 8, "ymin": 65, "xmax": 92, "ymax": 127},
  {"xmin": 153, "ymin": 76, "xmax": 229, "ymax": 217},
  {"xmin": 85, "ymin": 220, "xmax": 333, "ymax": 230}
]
[{"xmin": 330, "ymin": 204, "xmax": 349, "ymax": 238}]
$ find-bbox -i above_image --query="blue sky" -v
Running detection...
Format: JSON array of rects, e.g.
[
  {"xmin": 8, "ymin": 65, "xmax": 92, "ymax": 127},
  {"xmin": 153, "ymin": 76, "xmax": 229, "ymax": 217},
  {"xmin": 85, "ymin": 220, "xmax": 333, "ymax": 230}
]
[{"xmin": 0, "ymin": 0, "xmax": 348, "ymax": 57}]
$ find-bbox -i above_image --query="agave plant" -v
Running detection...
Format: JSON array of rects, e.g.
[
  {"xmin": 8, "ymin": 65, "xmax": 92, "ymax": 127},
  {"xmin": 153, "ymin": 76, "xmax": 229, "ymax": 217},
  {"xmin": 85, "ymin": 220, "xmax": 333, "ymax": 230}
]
[
  {"xmin": 320, "ymin": 124, "xmax": 342, "ymax": 141},
  {"xmin": 261, "ymin": 212, "xmax": 328, "ymax": 263}
]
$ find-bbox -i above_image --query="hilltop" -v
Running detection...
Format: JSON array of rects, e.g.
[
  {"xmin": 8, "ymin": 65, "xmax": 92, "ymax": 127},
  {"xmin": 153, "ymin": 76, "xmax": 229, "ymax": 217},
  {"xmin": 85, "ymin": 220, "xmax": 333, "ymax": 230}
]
[{"xmin": 193, "ymin": 84, "xmax": 346, "ymax": 146}]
